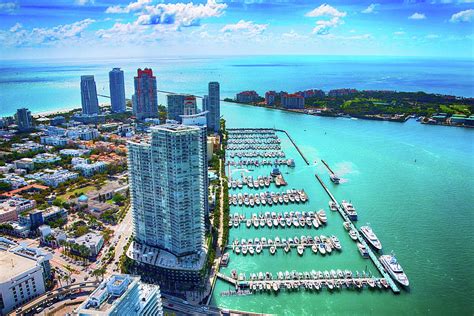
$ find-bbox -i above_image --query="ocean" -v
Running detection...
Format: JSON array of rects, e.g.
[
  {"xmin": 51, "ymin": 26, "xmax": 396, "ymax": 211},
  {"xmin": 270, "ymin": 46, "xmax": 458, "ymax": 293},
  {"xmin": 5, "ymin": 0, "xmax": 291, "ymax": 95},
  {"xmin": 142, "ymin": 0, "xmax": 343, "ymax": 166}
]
[
  {"xmin": 0, "ymin": 55, "xmax": 473, "ymax": 117},
  {"xmin": 0, "ymin": 56, "xmax": 473, "ymax": 314}
]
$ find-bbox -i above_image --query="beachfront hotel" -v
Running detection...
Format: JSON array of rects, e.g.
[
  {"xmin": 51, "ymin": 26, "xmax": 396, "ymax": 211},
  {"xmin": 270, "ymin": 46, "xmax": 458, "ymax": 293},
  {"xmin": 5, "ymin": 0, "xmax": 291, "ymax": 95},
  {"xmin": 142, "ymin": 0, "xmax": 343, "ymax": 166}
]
[
  {"xmin": 126, "ymin": 124, "xmax": 207, "ymax": 290},
  {"xmin": 109, "ymin": 68, "xmax": 126, "ymax": 113},
  {"xmin": 80, "ymin": 75, "xmax": 100, "ymax": 115},
  {"xmin": 132, "ymin": 68, "xmax": 158, "ymax": 120}
]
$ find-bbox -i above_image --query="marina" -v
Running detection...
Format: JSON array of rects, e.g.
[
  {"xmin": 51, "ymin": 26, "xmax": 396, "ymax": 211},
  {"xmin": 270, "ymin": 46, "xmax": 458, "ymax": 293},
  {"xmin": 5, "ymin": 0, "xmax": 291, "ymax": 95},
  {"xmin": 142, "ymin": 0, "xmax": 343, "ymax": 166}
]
[
  {"xmin": 227, "ymin": 210, "xmax": 328, "ymax": 229},
  {"xmin": 217, "ymin": 270, "xmax": 392, "ymax": 293},
  {"xmin": 216, "ymin": 126, "xmax": 406, "ymax": 306}
]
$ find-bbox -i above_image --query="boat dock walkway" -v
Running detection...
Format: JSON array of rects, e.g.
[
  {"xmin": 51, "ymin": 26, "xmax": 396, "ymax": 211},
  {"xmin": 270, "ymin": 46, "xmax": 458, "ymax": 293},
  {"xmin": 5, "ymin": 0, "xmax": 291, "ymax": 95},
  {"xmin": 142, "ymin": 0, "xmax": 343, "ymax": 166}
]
[
  {"xmin": 321, "ymin": 159, "xmax": 335, "ymax": 175},
  {"xmin": 314, "ymin": 173, "xmax": 401, "ymax": 294},
  {"xmin": 227, "ymin": 128, "xmax": 310, "ymax": 166},
  {"xmin": 217, "ymin": 272, "xmax": 238, "ymax": 286}
]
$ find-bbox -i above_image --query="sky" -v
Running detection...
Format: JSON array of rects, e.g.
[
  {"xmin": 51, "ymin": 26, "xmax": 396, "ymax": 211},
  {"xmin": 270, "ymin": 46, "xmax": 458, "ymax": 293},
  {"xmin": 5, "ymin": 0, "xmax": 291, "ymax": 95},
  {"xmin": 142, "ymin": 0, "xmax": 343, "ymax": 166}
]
[{"xmin": 0, "ymin": 0, "xmax": 473, "ymax": 59}]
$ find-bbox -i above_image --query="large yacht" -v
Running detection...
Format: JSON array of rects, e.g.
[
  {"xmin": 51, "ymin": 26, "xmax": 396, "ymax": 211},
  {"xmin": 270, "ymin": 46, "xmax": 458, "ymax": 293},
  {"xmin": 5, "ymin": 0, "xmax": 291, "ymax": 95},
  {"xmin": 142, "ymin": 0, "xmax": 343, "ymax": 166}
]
[
  {"xmin": 380, "ymin": 254, "xmax": 410, "ymax": 287},
  {"xmin": 340, "ymin": 200, "xmax": 358, "ymax": 221},
  {"xmin": 360, "ymin": 225, "xmax": 382, "ymax": 251}
]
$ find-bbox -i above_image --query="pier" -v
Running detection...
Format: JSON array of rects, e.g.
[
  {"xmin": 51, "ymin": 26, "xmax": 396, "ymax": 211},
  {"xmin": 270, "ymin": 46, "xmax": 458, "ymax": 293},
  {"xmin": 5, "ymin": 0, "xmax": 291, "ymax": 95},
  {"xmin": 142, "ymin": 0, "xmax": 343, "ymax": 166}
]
[
  {"xmin": 321, "ymin": 159, "xmax": 335, "ymax": 175},
  {"xmin": 314, "ymin": 173, "xmax": 401, "ymax": 294},
  {"xmin": 217, "ymin": 271, "xmax": 392, "ymax": 294}
]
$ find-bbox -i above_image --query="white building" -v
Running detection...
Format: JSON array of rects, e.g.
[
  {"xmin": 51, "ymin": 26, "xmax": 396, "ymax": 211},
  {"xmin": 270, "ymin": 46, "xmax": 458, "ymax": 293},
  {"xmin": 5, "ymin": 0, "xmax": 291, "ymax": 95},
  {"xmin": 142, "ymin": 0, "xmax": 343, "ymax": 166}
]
[
  {"xmin": 0, "ymin": 237, "xmax": 52, "ymax": 315},
  {"xmin": 75, "ymin": 274, "xmax": 163, "ymax": 316},
  {"xmin": 59, "ymin": 148, "xmax": 90, "ymax": 157},
  {"xmin": 127, "ymin": 124, "xmax": 205, "ymax": 256},
  {"xmin": 0, "ymin": 197, "xmax": 36, "ymax": 223},
  {"xmin": 26, "ymin": 169, "xmax": 79, "ymax": 187},
  {"xmin": 32, "ymin": 153, "xmax": 61, "ymax": 164}
]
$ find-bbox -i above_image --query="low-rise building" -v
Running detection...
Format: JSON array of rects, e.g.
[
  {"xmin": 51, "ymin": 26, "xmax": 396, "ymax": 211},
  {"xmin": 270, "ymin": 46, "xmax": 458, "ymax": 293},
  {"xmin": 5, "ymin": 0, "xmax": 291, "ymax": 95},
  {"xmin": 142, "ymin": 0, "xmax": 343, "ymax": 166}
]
[
  {"xmin": 40, "ymin": 135, "xmax": 68, "ymax": 147},
  {"xmin": 68, "ymin": 232, "xmax": 104, "ymax": 257},
  {"xmin": 66, "ymin": 126, "xmax": 100, "ymax": 140},
  {"xmin": 0, "ymin": 197, "xmax": 36, "ymax": 223},
  {"xmin": 59, "ymin": 148, "xmax": 90, "ymax": 157},
  {"xmin": 73, "ymin": 161, "xmax": 108, "ymax": 177},
  {"xmin": 32, "ymin": 153, "xmax": 61, "ymax": 164},
  {"xmin": 50, "ymin": 116, "xmax": 66, "ymax": 126},
  {"xmin": 14, "ymin": 158, "xmax": 35, "ymax": 171},
  {"xmin": 75, "ymin": 274, "xmax": 163, "ymax": 316},
  {"xmin": 26, "ymin": 169, "xmax": 79, "ymax": 187},
  {"xmin": 11, "ymin": 141, "xmax": 46, "ymax": 153},
  {"xmin": 0, "ymin": 237, "xmax": 52, "ymax": 315},
  {"xmin": 0, "ymin": 173, "xmax": 28, "ymax": 189}
]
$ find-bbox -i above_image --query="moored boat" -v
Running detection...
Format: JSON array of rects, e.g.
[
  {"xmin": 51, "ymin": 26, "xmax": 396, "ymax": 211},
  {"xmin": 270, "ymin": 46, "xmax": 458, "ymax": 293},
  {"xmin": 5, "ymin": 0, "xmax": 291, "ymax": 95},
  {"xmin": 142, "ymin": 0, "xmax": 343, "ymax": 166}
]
[
  {"xmin": 380, "ymin": 254, "xmax": 409, "ymax": 287},
  {"xmin": 360, "ymin": 225, "xmax": 383, "ymax": 251}
]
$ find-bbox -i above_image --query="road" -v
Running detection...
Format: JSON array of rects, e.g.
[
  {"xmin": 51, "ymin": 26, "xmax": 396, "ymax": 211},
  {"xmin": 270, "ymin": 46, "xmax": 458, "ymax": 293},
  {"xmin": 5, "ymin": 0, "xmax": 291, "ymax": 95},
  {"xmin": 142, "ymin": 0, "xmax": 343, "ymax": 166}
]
[{"xmin": 105, "ymin": 205, "xmax": 132, "ymax": 276}]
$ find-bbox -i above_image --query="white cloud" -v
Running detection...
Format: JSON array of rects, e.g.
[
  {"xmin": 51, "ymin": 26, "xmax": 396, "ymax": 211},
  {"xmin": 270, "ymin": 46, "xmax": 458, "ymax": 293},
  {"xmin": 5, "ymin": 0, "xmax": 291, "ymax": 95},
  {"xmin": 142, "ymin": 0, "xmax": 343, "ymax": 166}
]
[
  {"xmin": 76, "ymin": 0, "xmax": 94, "ymax": 5},
  {"xmin": 281, "ymin": 30, "xmax": 308, "ymax": 40},
  {"xmin": 393, "ymin": 31, "xmax": 406, "ymax": 35},
  {"xmin": 306, "ymin": 4, "xmax": 346, "ymax": 35},
  {"xmin": 450, "ymin": 9, "xmax": 474, "ymax": 22},
  {"xmin": 409, "ymin": 12, "xmax": 426, "ymax": 20},
  {"xmin": 9, "ymin": 23, "xmax": 22, "ymax": 32},
  {"xmin": 0, "ymin": 2, "xmax": 18, "ymax": 13},
  {"xmin": 220, "ymin": 20, "xmax": 267, "ymax": 36},
  {"xmin": 106, "ymin": 0, "xmax": 227, "ymax": 28},
  {"xmin": 362, "ymin": 3, "xmax": 379, "ymax": 14},
  {"xmin": 306, "ymin": 4, "xmax": 346, "ymax": 18},
  {"xmin": 425, "ymin": 34, "xmax": 440, "ymax": 39},
  {"xmin": 106, "ymin": 0, "xmax": 152, "ymax": 14},
  {"xmin": 2, "ymin": 19, "xmax": 95, "ymax": 47}
]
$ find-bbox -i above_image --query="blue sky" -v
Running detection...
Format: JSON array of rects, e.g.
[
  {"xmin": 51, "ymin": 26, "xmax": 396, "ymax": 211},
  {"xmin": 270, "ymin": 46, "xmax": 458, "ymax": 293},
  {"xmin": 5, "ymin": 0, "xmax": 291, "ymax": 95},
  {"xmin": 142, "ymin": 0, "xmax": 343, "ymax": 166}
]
[{"xmin": 0, "ymin": 0, "xmax": 473, "ymax": 59}]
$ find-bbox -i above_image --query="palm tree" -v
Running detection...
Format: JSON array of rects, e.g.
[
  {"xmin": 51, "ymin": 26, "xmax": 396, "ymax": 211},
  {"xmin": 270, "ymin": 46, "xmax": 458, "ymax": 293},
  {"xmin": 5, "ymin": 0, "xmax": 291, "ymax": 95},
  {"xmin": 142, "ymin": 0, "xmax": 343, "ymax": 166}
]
[{"xmin": 92, "ymin": 267, "xmax": 106, "ymax": 281}]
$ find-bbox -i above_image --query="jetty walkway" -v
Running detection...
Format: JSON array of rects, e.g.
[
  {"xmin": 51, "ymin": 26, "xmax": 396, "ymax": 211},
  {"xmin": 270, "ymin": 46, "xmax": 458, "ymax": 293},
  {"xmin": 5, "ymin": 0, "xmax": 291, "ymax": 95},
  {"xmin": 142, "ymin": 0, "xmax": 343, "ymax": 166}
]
[
  {"xmin": 321, "ymin": 159, "xmax": 335, "ymax": 174},
  {"xmin": 314, "ymin": 172, "xmax": 400, "ymax": 294}
]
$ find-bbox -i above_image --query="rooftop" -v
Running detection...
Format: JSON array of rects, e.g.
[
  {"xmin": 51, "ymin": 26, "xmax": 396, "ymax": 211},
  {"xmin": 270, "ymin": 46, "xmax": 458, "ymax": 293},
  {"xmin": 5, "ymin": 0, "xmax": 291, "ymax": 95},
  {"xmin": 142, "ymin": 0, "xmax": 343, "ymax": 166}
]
[
  {"xmin": 126, "ymin": 241, "xmax": 206, "ymax": 271},
  {"xmin": 0, "ymin": 250, "xmax": 39, "ymax": 284}
]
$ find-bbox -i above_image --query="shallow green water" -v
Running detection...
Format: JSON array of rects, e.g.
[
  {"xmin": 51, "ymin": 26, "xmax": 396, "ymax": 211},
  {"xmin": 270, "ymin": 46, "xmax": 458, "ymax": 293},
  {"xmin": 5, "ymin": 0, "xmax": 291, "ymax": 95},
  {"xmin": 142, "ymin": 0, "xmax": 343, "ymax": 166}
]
[{"xmin": 211, "ymin": 102, "xmax": 474, "ymax": 315}]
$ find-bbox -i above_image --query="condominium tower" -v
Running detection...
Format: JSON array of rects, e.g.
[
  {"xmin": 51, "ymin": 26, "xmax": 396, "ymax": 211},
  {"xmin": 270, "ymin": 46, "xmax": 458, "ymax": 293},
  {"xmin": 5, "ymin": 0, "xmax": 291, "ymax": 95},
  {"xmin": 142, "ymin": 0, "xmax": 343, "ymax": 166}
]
[
  {"xmin": 80, "ymin": 75, "xmax": 100, "ymax": 115},
  {"xmin": 206, "ymin": 81, "xmax": 220, "ymax": 133},
  {"xmin": 132, "ymin": 68, "xmax": 158, "ymax": 120},
  {"xmin": 15, "ymin": 108, "xmax": 33, "ymax": 132},
  {"xmin": 127, "ymin": 124, "xmax": 205, "ymax": 256},
  {"xmin": 109, "ymin": 68, "xmax": 126, "ymax": 113}
]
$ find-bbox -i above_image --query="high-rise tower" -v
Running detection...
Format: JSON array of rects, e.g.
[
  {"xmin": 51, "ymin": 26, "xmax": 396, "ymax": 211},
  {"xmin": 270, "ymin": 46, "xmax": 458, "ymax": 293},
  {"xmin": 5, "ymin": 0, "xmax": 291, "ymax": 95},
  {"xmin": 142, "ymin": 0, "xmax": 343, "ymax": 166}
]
[{"xmin": 109, "ymin": 68, "xmax": 126, "ymax": 113}]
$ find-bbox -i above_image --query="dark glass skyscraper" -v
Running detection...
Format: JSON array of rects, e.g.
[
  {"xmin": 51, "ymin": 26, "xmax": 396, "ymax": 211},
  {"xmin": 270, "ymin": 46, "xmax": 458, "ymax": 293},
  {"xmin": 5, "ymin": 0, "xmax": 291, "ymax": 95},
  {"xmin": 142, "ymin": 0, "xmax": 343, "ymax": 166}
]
[
  {"xmin": 206, "ymin": 82, "xmax": 220, "ymax": 133},
  {"xmin": 109, "ymin": 68, "xmax": 126, "ymax": 113},
  {"xmin": 80, "ymin": 75, "xmax": 100, "ymax": 115},
  {"xmin": 132, "ymin": 68, "xmax": 158, "ymax": 120}
]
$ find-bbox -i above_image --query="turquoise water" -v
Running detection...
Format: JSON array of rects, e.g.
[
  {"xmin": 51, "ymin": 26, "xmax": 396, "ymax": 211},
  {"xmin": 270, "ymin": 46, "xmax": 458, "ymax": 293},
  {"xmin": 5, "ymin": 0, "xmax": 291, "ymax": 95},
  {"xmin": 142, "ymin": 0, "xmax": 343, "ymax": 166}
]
[
  {"xmin": 211, "ymin": 102, "xmax": 474, "ymax": 315},
  {"xmin": 1, "ymin": 56, "xmax": 473, "ymax": 314},
  {"xmin": 1, "ymin": 56, "xmax": 473, "ymax": 116}
]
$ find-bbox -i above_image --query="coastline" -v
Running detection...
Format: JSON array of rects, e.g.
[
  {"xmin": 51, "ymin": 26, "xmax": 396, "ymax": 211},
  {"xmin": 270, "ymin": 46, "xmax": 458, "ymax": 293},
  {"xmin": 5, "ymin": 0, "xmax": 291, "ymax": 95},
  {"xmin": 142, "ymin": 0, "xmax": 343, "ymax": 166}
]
[{"xmin": 223, "ymin": 100, "xmax": 473, "ymax": 128}]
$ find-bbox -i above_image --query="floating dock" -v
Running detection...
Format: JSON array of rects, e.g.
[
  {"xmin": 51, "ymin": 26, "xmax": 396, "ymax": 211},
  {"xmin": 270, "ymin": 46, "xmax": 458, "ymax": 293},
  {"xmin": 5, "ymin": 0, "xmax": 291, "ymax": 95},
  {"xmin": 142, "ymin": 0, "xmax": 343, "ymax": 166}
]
[{"xmin": 314, "ymin": 173, "xmax": 401, "ymax": 294}]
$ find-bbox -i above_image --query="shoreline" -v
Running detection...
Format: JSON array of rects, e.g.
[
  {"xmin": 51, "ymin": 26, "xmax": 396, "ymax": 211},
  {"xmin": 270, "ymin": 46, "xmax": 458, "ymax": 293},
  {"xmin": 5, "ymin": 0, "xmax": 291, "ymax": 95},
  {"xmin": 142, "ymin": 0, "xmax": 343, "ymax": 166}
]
[{"xmin": 223, "ymin": 100, "xmax": 474, "ymax": 128}]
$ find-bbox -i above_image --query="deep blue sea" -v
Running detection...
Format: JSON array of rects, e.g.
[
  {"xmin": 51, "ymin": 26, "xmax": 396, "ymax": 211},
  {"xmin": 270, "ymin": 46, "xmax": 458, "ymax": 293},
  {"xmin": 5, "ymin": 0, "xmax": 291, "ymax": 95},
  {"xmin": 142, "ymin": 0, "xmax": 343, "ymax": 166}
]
[{"xmin": 0, "ymin": 55, "xmax": 473, "ymax": 116}]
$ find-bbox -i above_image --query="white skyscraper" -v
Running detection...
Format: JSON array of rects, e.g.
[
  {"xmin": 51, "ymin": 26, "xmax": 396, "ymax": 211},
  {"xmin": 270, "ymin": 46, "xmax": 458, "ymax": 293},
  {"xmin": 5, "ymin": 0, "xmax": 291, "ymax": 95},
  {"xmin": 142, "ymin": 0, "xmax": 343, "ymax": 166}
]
[{"xmin": 127, "ymin": 124, "xmax": 205, "ymax": 256}]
